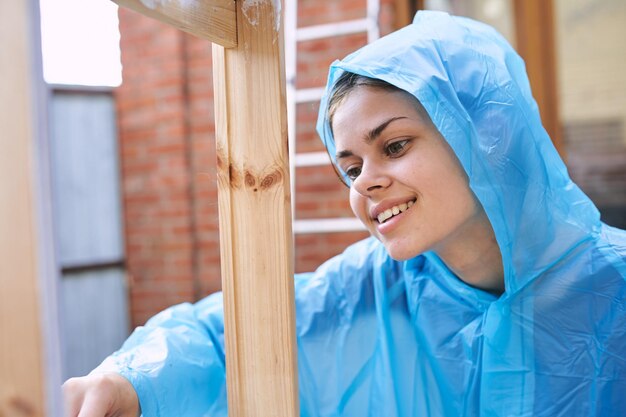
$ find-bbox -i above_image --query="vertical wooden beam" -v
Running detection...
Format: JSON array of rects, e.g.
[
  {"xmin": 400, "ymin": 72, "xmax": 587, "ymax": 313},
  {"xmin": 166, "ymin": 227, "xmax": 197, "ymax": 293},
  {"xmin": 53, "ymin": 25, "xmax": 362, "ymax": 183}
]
[
  {"xmin": 0, "ymin": 0, "xmax": 61, "ymax": 416},
  {"xmin": 513, "ymin": 0, "xmax": 563, "ymax": 156},
  {"xmin": 0, "ymin": 2, "xmax": 44, "ymax": 415},
  {"xmin": 394, "ymin": 0, "xmax": 413, "ymax": 29},
  {"xmin": 396, "ymin": 0, "xmax": 425, "ymax": 30},
  {"xmin": 212, "ymin": 1, "xmax": 299, "ymax": 416}
]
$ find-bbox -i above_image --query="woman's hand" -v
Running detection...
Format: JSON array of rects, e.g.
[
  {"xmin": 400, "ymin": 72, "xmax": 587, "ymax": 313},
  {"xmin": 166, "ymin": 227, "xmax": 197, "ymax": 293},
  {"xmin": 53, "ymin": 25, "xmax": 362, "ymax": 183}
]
[{"xmin": 62, "ymin": 373, "xmax": 140, "ymax": 417}]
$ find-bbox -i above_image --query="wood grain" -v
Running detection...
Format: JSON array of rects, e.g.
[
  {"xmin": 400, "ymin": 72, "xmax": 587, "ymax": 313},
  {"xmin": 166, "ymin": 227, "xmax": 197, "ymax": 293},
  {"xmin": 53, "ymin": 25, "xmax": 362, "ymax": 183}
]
[
  {"xmin": 0, "ymin": 1, "xmax": 44, "ymax": 415},
  {"xmin": 111, "ymin": 0, "xmax": 237, "ymax": 47},
  {"xmin": 212, "ymin": 0, "xmax": 299, "ymax": 415}
]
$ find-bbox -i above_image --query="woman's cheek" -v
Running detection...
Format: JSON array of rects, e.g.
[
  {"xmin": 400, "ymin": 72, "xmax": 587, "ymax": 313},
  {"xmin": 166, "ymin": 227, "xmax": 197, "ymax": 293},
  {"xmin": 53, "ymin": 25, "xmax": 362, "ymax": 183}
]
[{"xmin": 349, "ymin": 189, "xmax": 367, "ymax": 224}]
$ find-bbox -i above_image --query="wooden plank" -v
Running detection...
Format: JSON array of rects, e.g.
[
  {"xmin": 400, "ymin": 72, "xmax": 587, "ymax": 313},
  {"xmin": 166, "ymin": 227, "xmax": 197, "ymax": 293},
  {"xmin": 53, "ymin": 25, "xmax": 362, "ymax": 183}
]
[
  {"xmin": 111, "ymin": 0, "xmax": 237, "ymax": 47},
  {"xmin": 394, "ymin": 0, "xmax": 412, "ymax": 29},
  {"xmin": 0, "ymin": 1, "xmax": 60, "ymax": 416},
  {"xmin": 513, "ymin": 0, "xmax": 563, "ymax": 156},
  {"xmin": 212, "ymin": 0, "xmax": 299, "ymax": 415}
]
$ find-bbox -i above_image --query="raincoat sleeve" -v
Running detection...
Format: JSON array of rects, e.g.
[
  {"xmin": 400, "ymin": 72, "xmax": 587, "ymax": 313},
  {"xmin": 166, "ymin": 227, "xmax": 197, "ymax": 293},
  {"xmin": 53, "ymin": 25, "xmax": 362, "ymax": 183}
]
[
  {"xmin": 92, "ymin": 292, "xmax": 229, "ymax": 416},
  {"xmin": 92, "ymin": 237, "xmax": 390, "ymax": 417}
]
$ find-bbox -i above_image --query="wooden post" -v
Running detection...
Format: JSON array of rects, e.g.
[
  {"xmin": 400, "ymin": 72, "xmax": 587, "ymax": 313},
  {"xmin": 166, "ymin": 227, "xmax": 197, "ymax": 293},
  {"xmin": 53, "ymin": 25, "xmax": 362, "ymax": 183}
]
[
  {"xmin": 0, "ymin": 0, "xmax": 61, "ymax": 416},
  {"xmin": 212, "ymin": 1, "xmax": 299, "ymax": 415},
  {"xmin": 513, "ymin": 0, "xmax": 563, "ymax": 156},
  {"xmin": 110, "ymin": 0, "xmax": 298, "ymax": 413},
  {"xmin": 112, "ymin": 0, "xmax": 299, "ymax": 414},
  {"xmin": 394, "ymin": 0, "xmax": 413, "ymax": 29}
]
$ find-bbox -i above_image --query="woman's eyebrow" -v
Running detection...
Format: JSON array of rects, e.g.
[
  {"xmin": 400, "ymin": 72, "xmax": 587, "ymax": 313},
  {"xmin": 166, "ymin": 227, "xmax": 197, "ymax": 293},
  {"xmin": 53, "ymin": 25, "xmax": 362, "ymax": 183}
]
[
  {"xmin": 336, "ymin": 149, "xmax": 352, "ymax": 160},
  {"xmin": 335, "ymin": 116, "xmax": 409, "ymax": 160},
  {"xmin": 365, "ymin": 116, "xmax": 407, "ymax": 143}
]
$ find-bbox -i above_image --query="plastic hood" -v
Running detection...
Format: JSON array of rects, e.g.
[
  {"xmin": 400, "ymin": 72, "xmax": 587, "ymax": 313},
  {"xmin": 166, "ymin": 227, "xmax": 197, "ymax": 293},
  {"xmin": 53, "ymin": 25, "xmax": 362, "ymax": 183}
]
[{"xmin": 316, "ymin": 11, "xmax": 601, "ymax": 294}]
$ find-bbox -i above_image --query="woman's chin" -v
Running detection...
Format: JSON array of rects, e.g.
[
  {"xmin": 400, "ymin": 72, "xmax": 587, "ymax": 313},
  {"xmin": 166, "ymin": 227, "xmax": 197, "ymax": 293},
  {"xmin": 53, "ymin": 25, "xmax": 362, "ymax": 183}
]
[{"xmin": 383, "ymin": 243, "xmax": 421, "ymax": 261}]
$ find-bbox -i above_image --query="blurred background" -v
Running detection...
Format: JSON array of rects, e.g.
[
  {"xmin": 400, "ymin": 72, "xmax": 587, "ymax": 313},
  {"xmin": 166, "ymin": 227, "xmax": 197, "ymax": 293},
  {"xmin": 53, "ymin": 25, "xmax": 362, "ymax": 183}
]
[{"xmin": 39, "ymin": 0, "xmax": 625, "ymax": 381}]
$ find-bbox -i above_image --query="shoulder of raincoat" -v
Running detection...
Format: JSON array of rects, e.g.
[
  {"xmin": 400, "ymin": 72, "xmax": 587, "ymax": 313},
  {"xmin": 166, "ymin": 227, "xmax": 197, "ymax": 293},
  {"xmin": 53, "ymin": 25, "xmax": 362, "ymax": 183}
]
[{"xmin": 94, "ymin": 11, "xmax": 626, "ymax": 417}]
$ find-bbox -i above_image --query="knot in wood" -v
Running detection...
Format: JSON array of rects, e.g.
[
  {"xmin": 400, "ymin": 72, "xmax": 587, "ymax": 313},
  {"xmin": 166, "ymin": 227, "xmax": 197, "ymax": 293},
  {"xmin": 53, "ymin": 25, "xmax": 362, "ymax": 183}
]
[
  {"xmin": 0, "ymin": 394, "xmax": 36, "ymax": 417},
  {"xmin": 229, "ymin": 164, "xmax": 241, "ymax": 188},
  {"xmin": 260, "ymin": 169, "xmax": 282, "ymax": 190},
  {"xmin": 245, "ymin": 170, "xmax": 256, "ymax": 188}
]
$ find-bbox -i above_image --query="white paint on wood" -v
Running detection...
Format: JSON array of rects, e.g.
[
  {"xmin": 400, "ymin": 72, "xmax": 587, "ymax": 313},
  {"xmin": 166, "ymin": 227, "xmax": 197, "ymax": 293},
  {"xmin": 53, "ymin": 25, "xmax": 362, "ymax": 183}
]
[{"xmin": 242, "ymin": 0, "xmax": 282, "ymax": 30}]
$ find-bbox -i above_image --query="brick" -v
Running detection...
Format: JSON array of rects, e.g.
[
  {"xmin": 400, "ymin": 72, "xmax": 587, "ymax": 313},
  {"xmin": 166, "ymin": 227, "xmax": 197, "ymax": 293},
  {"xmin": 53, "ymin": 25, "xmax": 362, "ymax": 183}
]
[
  {"xmin": 296, "ymin": 101, "xmax": 325, "ymax": 153},
  {"xmin": 298, "ymin": 0, "xmax": 366, "ymax": 28},
  {"xmin": 297, "ymin": 33, "xmax": 368, "ymax": 89}
]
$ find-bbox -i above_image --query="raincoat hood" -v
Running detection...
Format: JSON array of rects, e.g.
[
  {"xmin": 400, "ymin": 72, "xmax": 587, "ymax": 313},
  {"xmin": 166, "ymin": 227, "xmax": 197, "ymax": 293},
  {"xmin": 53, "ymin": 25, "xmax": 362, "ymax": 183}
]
[{"xmin": 317, "ymin": 11, "xmax": 601, "ymax": 294}]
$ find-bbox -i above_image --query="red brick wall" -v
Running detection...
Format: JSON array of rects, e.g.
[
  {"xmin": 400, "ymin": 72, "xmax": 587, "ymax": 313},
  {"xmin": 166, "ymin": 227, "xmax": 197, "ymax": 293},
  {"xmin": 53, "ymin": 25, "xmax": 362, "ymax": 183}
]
[
  {"xmin": 117, "ymin": 1, "xmax": 402, "ymax": 326},
  {"xmin": 116, "ymin": 11, "xmax": 220, "ymax": 326}
]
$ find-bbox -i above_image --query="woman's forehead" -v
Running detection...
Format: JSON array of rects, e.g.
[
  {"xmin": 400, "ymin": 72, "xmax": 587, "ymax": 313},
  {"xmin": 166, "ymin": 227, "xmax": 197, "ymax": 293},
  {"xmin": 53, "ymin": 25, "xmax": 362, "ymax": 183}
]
[
  {"xmin": 332, "ymin": 87, "xmax": 433, "ymax": 144},
  {"xmin": 334, "ymin": 87, "xmax": 418, "ymax": 123}
]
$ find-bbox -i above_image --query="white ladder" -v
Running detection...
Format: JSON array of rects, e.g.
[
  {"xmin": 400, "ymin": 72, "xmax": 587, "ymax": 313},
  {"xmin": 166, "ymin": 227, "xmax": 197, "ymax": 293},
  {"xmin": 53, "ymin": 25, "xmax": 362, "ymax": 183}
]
[{"xmin": 285, "ymin": 0, "xmax": 381, "ymax": 234}]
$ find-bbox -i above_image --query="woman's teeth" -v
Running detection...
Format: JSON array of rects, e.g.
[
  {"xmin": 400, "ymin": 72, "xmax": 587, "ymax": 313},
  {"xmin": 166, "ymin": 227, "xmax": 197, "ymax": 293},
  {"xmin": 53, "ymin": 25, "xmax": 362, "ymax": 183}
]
[{"xmin": 377, "ymin": 200, "xmax": 414, "ymax": 224}]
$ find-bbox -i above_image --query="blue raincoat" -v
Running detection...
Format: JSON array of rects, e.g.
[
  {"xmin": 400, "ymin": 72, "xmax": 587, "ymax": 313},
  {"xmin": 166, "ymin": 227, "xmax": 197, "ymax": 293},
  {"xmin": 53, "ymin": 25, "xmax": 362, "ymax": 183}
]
[{"xmin": 95, "ymin": 11, "xmax": 626, "ymax": 416}]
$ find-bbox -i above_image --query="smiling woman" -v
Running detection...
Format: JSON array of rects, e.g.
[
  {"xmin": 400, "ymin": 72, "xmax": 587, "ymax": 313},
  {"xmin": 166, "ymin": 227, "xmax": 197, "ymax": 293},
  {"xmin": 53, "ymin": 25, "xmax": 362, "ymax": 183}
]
[
  {"xmin": 62, "ymin": 10, "xmax": 626, "ymax": 417},
  {"xmin": 329, "ymin": 78, "xmax": 504, "ymax": 293}
]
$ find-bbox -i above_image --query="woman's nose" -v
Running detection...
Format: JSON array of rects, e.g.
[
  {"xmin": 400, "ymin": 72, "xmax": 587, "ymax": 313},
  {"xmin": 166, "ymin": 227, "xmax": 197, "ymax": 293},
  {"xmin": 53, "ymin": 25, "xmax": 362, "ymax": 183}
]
[{"xmin": 352, "ymin": 163, "xmax": 391, "ymax": 196}]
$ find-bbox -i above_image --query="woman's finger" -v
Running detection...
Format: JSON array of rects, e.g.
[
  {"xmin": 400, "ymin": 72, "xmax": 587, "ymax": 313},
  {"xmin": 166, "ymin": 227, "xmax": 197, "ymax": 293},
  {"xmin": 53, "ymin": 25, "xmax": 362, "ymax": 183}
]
[
  {"xmin": 76, "ymin": 389, "xmax": 112, "ymax": 417},
  {"xmin": 62, "ymin": 377, "xmax": 87, "ymax": 417}
]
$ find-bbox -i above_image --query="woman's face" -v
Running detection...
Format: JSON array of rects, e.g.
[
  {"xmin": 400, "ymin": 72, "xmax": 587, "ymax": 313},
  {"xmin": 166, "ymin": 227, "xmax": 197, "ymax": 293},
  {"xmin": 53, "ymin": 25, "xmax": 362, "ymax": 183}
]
[{"xmin": 332, "ymin": 86, "xmax": 486, "ymax": 261}]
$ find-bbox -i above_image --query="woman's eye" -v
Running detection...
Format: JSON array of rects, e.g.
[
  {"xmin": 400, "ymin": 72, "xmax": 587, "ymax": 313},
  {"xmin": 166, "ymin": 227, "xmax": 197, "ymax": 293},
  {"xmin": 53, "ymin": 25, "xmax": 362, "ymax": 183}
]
[
  {"xmin": 345, "ymin": 166, "xmax": 362, "ymax": 180},
  {"xmin": 385, "ymin": 139, "xmax": 409, "ymax": 156}
]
